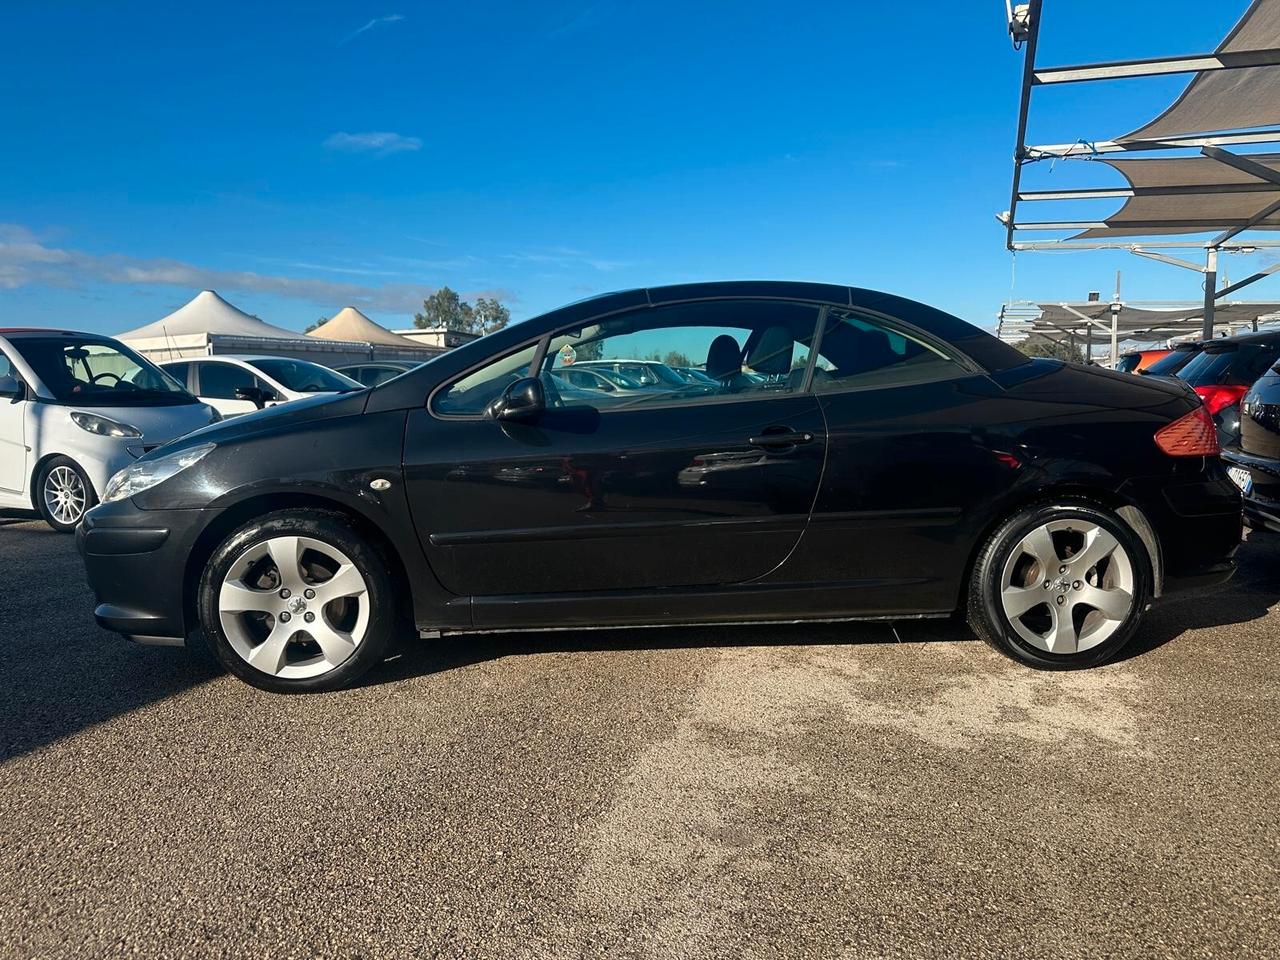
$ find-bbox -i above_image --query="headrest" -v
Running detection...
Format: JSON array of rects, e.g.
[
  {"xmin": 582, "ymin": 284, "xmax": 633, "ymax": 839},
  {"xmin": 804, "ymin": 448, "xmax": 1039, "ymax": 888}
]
[
  {"xmin": 747, "ymin": 326, "xmax": 794, "ymax": 376},
  {"xmin": 706, "ymin": 335, "xmax": 743, "ymax": 381}
]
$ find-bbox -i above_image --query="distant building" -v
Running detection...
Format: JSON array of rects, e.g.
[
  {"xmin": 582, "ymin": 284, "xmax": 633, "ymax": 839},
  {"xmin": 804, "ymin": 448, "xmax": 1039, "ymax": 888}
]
[{"xmin": 392, "ymin": 327, "xmax": 481, "ymax": 351}]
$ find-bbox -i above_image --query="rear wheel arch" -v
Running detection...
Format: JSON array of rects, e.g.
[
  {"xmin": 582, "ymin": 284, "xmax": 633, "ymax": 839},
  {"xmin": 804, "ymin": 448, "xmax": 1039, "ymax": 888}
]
[{"xmin": 957, "ymin": 484, "xmax": 1161, "ymax": 612}]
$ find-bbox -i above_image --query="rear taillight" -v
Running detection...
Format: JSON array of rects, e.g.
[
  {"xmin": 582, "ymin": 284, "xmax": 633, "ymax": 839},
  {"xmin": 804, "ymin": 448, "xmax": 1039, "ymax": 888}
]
[
  {"xmin": 1155, "ymin": 406, "xmax": 1220, "ymax": 457},
  {"xmin": 1193, "ymin": 384, "xmax": 1248, "ymax": 416}
]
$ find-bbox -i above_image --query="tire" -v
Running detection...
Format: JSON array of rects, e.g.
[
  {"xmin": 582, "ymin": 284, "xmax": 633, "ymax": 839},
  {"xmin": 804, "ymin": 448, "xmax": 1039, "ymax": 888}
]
[
  {"xmin": 197, "ymin": 509, "xmax": 398, "ymax": 693},
  {"xmin": 967, "ymin": 500, "xmax": 1152, "ymax": 670},
  {"xmin": 36, "ymin": 455, "xmax": 97, "ymax": 533}
]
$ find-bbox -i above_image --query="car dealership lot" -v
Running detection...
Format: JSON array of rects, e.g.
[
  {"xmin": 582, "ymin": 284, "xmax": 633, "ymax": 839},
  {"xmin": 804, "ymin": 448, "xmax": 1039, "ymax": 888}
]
[{"xmin": 2, "ymin": 519, "xmax": 1277, "ymax": 959}]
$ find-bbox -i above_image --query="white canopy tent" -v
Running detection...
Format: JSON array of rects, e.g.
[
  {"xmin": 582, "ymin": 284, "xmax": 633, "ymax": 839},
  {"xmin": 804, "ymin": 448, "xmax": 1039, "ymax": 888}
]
[{"xmin": 116, "ymin": 290, "xmax": 303, "ymax": 357}]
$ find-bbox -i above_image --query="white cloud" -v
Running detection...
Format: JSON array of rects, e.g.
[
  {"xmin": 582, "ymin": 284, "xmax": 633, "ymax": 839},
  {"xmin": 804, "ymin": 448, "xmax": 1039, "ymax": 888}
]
[
  {"xmin": 503, "ymin": 246, "xmax": 631, "ymax": 272},
  {"xmin": 339, "ymin": 13, "xmax": 404, "ymax": 46},
  {"xmin": 323, "ymin": 131, "xmax": 422, "ymax": 156},
  {"xmin": 0, "ymin": 223, "xmax": 510, "ymax": 315}
]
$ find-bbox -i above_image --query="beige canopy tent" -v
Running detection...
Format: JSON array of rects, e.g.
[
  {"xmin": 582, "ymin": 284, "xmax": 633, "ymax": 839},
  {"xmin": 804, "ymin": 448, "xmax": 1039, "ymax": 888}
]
[
  {"xmin": 1003, "ymin": 0, "xmax": 1280, "ymax": 339},
  {"xmin": 306, "ymin": 306, "xmax": 421, "ymax": 348}
]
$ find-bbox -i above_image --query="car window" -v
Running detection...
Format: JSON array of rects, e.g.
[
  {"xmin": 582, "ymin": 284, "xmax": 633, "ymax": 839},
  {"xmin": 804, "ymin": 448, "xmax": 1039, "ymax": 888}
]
[
  {"xmin": 540, "ymin": 300, "xmax": 821, "ymax": 410},
  {"xmin": 1177, "ymin": 342, "xmax": 1280, "ymax": 386},
  {"xmin": 435, "ymin": 343, "xmax": 540, "ymax": 416},
  {"xmin": 1143, "ymin": 347, "xmax": 1197, "ymax": 377},
  {"xmin": 1115, "ymin": 355, "xmax": 1141, "ymax": 374},
  {"xmin": 163, "ymin": 362, "xmax": 191, "ymax": 388},
  {"xmin": 365, "ymin": 366, "xmax": 406, "ymax": 386},
  {"xmin": 250, "ymin": 358, "xmax": 359, "ymax": 393},
  {"xmin": 12, "ymin": 337, "xmax": 189, "ymax": 403},
  {"xmin": 197, "ymin": 362, "xmax": 269, "ymax": 400},
  {"xmin": 810, "ymin": 309, "xmax": 967, "ymax": 393}
]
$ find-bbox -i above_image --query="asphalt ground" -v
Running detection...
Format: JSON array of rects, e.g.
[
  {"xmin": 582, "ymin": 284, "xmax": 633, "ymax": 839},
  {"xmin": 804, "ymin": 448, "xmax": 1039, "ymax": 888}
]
[{"xmin": 1, "ymin": 516, "xmax": 1277, "ymax": 959}]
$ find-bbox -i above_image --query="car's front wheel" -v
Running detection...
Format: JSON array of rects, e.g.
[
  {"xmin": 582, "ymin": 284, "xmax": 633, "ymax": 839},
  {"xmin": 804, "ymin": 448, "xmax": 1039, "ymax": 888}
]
[
  {"xmin": 967, "ymin": 501, "xmax": 1152, "ymax": 669},
  {"xmin": 36, "ymin": 455, "xmax": 97, "ymax": 533},
  {"xmin": 197, "ymin": 509, "xmax": 397, "ymax": 692}
]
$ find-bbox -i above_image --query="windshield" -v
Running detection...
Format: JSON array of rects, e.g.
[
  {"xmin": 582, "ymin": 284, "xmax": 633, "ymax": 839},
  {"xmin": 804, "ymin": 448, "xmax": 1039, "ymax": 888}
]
[
  {"xmin": 13, "ymin": 336, "xmax": 193, "ymax": 405},
  {"xmin": 1115, "ymin": 355, "xmax": 1141, "ymax": 374},
  {"xmin": 251, "ymin": 358, "xmax": 362, "ymax": 393}
]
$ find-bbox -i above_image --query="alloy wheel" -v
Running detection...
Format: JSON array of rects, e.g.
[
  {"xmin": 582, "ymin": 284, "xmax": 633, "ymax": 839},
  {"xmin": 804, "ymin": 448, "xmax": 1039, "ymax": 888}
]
[
  {"xmin": 218, "ymin": 535, "xmax": 370, "ymax": 680},
  {"xmin": 44, "ymin": 465, "xmax": 87, "ymax": 526},
  {"xmin": 999, "ymin": 519, "xmax": 1135, "ymax": 655}
]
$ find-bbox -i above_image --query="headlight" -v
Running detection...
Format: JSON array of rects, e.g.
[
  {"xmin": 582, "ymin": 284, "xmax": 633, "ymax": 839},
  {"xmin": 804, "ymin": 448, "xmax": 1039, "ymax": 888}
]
[
  {"xmin": 71, "ymin": 411, "xmax": 141, "ymax": 438},
  {"xmin": 102, "ymin": 443, "xmax": 215, "ymax": 503}
]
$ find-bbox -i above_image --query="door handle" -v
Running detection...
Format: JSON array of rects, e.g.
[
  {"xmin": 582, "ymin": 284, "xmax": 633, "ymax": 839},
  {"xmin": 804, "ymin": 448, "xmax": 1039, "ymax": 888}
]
[{"xmin": 748, "ymin": 430, "xmax": 815, "ymax": 448}]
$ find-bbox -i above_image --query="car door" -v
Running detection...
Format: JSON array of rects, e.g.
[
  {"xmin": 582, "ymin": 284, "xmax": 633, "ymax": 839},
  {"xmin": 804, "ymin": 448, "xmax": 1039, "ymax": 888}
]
[
  {"xmin": 772, "ymin": 306, "xmax": 1018, "ymax": 612},
  {"xmin": 403, "ymin": 299, "xmax": 828, "ymax": 598},
  {"xmin": 192, "ymin": 361, "xmax": 271, "ymax": 417},
  {"xmin": 0, "ymin": 348, "xmax": 28, "ymax": 494}
]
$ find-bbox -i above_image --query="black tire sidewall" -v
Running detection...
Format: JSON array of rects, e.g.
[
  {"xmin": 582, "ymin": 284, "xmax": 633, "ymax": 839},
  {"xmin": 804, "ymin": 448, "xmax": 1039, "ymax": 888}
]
[
  {"xmin": 37, "ymin": 455, "xmax": 97, "ymax": 533},
  {"xmin": 197, "ymin": 510, "xmax": 396, "ymax": 693},
  {"xmin": 977, "ymin": 502, "xmax": 1152, "ymax": 670}
]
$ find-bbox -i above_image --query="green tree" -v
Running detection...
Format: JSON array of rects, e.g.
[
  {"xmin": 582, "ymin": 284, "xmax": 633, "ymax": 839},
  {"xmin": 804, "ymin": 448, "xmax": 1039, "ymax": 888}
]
[
  {"xmin": 574, "ymin": 339, "xmax": 604, "ymax": 361},
  {"xmin": 303, "ymin": 316, "xmax": 327, "ymax": 334},
  {"xmin": 471, "ymin": 297, "xmax": 511, "ymax": 336},
  {"xmin": 414, "ymin": 287, "xmax": 474, "ymax": 331},
  {"xmin": 663, "ymin": 350, "xmax": 692, "ymax": 368},
  {"xmin": 413, "ymin": 287, "xmax": 512, "ymax": 335}
]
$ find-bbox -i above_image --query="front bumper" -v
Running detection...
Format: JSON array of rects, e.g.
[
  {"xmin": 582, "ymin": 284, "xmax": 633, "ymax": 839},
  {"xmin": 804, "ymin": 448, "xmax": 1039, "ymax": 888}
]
[
  {"xmin": 1221, "ymin": 450, "xmax": 1280, "ymax": 534},
  {"xmin": 77, "ymin": 498, "xmax": 211, "ymax": 644}
]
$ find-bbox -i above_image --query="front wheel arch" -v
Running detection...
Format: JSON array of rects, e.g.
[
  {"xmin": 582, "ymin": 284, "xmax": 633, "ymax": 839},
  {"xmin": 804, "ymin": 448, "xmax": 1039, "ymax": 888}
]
[{"xmin": 182, "ymin": 492, "xmax": 414, "ymax": 644}]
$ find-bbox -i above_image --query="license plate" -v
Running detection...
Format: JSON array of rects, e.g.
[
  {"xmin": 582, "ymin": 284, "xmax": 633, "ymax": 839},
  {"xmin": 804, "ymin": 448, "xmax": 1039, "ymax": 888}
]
[{"xmin": 1228, "ymin": 466, "xmax": 1254, "ymax": 496}]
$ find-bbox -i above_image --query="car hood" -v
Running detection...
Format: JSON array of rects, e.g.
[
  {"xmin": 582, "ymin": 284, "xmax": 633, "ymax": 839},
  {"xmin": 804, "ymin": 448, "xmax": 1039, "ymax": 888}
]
[
  {"xmin": 144, "ymin": 390, "xmax": 369, "ymax": 459},
  {"xmin": 67, "ymin": 401, "xmax": 220, "ymax": 445}
]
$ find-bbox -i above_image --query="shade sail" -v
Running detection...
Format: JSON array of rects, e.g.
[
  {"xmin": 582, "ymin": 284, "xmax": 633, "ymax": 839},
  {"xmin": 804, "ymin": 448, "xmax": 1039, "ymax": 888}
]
[
  {"xmin": 117, "ymin": 290, "xmax": 300, "ymax": 342},
  {"xmin": 999, "ymin": 300, "xmax": 1280, "ymax": 345},
  {"xmin": 306, "ymin": 306, "xmax": 418, "ymax": 347},
  {"xmin": 1122, "ymin": 0, "xmax": 1280, "ymax": 141},
  {"xmin": 1074, "ymin": 154, "xmax": 1280, "ymax": 238}
]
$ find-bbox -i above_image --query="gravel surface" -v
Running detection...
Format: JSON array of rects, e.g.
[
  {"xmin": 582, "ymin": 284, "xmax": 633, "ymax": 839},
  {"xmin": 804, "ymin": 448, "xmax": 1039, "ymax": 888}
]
[{"xmin": 1, "ymin": 517, "xmax": 1277, "ymax": 959}]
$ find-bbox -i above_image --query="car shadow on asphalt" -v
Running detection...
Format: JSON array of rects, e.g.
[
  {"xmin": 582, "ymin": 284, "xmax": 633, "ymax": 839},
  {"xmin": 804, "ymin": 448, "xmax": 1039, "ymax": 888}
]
[
  {"xmin": 364, "ymin": 533, "xmax": 1280, "ymax": 686},
  {"xmin": 0, "ymin": 521, "xmax": 222, "ymax": 765}
]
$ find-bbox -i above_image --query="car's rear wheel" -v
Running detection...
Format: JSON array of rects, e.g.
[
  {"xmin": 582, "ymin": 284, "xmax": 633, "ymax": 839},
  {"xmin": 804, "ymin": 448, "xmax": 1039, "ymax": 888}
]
[
  {"xmin": 968, "ymin": 501, "xmax": 1151, "ymax": 669},
  {"xmin": 36, "ymin": 456, "xmax": 96, "ymax": 533},
  {"xmin": 197, "ymin": 509, "xmax": 397, "ymax": 692}
]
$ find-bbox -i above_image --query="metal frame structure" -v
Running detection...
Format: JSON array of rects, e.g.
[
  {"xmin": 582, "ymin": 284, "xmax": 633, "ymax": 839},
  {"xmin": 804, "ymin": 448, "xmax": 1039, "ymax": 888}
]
[{"xmin": 1003, "ymin": 0, "xmax": 1280, "ymax": 339}]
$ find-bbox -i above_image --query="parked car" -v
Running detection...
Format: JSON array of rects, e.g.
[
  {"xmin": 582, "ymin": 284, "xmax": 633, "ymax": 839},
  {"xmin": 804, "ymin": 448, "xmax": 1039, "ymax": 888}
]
[
  {"xmin": 671, "ymin": 365, "xmax": 719, "ymax": 386},
  {"xmin": 1174, "ymin": 331, "xmax": 1280, "ymax": 450},
  {"xmin": 1140, "ymin": 341, "xmax": 1203, "ymax": 378},
  {"xmin": 1223, "ymin": 362, "xmax": 1280, "ymax": 532},
  {"xmin": 0, "ymin": 329, "xmax": 219, "ymax": 531},
  {"xmin": 555, "ymin": 365, "xmax": 648, "ymax": 395},
  {"xmin": 78, "ymin": 281, "xmax": 1241, "ymax": 693},
  {"xmin": 1115, "ymin": 349, "xmax": 1171, "ymax": 374},
  {"xmin": 575, "ymin": 358, "xmax": 708, "ymax": 394},
  {"xmin": 159, "ymin": 355, "xmax": 362, "ymax": 417},
  {"xmin": 335, "ymin": 361, "xmax": 421, "ymax": 388}
]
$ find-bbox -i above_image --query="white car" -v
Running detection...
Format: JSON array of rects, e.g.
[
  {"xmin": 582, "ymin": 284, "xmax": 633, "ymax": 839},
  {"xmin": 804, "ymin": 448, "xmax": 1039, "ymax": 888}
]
[
  {"xmin": 158, "ymin": 355, "xmax": 362, "ymax": 418},
  {"xmin": 0, "ymin": 329, "xmax": 221, "ymax": 532}
]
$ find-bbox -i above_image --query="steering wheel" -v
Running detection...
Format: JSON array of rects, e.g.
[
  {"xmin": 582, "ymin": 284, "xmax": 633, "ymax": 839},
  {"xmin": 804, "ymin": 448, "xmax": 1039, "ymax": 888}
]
[{"xmin": 90, "ymin": 372, "xmax": 122, "ymax": 386}]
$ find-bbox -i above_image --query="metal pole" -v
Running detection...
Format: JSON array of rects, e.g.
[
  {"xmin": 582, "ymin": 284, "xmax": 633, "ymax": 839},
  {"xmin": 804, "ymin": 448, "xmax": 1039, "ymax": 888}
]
[
  {"xmin": 1085, "ymin": 324, "xmax": 1092, "ymax": 363},
  {"xmin": 1202, "ymin": 248, "xmax": 1218, "ymax": 340},
  {"xmin": 1005, "ymin": 0, "xmax": 1044, "ymax": 251}
]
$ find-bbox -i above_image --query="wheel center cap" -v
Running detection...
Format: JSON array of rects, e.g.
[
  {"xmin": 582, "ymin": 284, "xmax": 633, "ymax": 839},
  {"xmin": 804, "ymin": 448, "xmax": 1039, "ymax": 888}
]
[
  {"xmin": 287, "ymin": 596, "xmax": 308, "ymax": 615},
  {"xmin": 1054, "ymin": 577, "xmax": 1071, "ymax": 593}
]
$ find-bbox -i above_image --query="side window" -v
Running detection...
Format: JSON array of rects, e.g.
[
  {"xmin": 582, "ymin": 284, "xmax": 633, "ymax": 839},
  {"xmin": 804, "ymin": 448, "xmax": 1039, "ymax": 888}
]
[
  {"xmin": 196, "ymin": 362, "xmax": 257, "ymax": 400},
  {"xmin": 163, "ymin": 362, "xmax": 191, "ymax": 389},
  {"xmin": 434, "ymin": 343, "xmax": 539, "ymax": 416},
  {"xmin": 812, "ymin": 309, "xmax": 968, "ymax": 393},
  {"xmin": 0, "ymin": 350, "xmax": 14, "ymax": 379},
  {"xmin": 541, "ymin": 300, "xmax": 820, "ymax": 410}
]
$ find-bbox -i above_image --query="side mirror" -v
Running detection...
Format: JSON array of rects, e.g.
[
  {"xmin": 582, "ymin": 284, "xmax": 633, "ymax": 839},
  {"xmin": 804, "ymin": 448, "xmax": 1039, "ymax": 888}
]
[
  {"xmin": 487, "ymin": 377, "xmax": 545, "ymax": 422},
  {"xmin": 0, "ymin": 374, "xmax": 23, "ymax": 401},
  {"xmin": 234, "ymin": 386, "xmax": 268, "ymax": 409}
]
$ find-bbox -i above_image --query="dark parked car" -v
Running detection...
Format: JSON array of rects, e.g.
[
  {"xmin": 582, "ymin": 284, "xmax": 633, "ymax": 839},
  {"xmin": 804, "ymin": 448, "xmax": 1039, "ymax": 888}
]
[
  {"xmin": 1115, "ymin": 349, "xmax": 1170, "ymax": 374},
  {"xmin": 1141, "ymin": 341, "xmax": 1202, "ymax": 378},
  {"xmin": 77, "ymin": 281, "xmax": 1241, "ymax": 693},
  {"xmin": 1223, "ymin": 362, "xmax": 1280, "ymax": 532},
  {"xmin": 1174, "ymin": 331, "xmax": 1280, "ymax": 450}
]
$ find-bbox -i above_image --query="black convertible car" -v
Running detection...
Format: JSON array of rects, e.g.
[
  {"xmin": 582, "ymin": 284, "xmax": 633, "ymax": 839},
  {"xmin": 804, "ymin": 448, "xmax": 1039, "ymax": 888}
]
[{"xmin": 78, "ymin": 282, "xmax": 1242, "ymax": 692}]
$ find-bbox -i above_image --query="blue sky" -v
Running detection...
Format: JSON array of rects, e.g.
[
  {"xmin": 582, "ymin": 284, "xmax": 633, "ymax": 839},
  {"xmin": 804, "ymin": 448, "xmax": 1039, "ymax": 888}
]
[{"xmin": 0, "ymin": 0, "xmax": 1266, "ymax": 336}]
